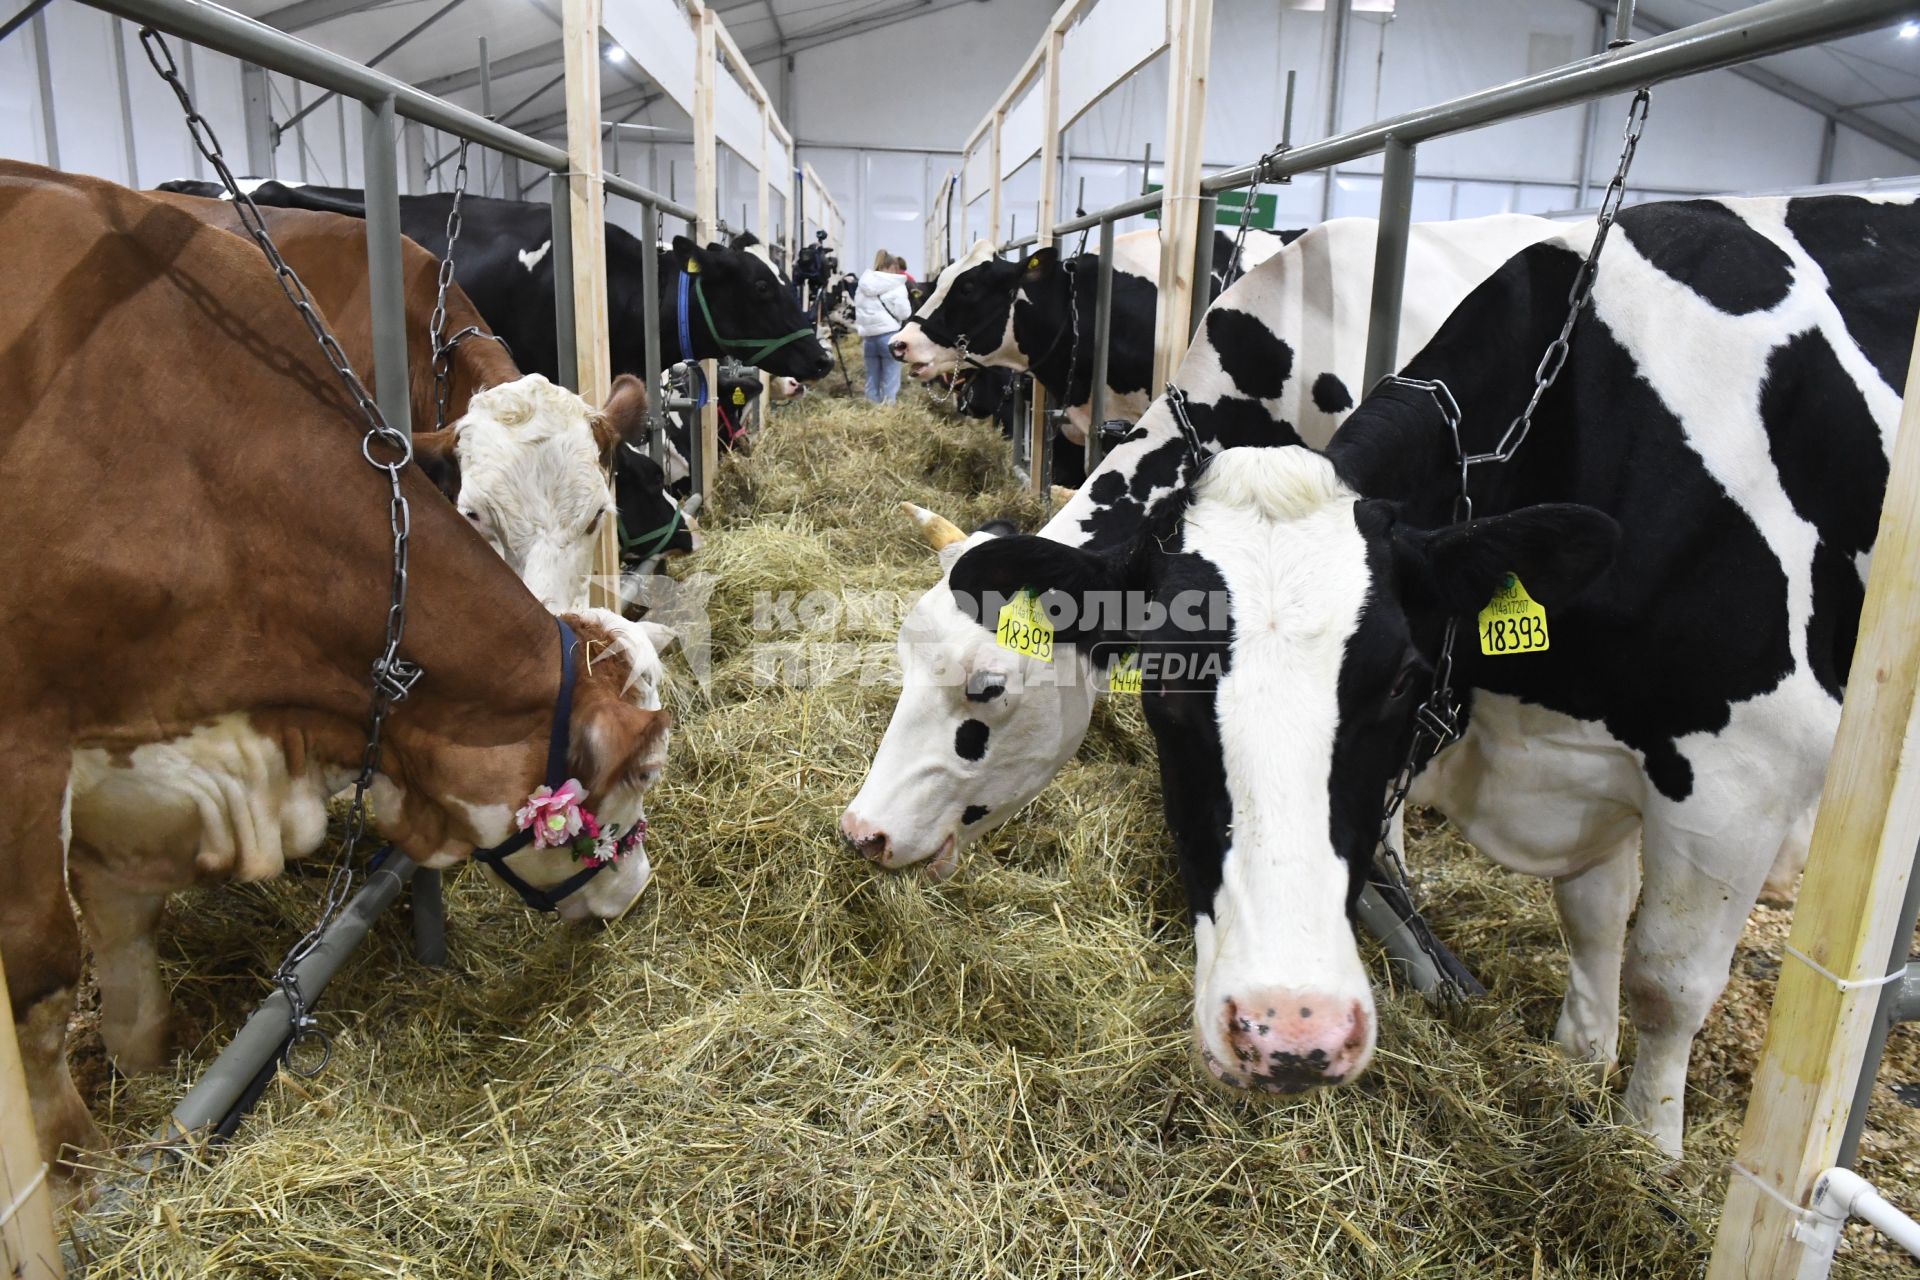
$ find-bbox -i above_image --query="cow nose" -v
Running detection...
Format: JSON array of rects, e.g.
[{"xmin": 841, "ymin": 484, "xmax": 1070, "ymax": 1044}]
[
  {"xmin": 888, "ymin": 339, "xmax": 907, "ymax": 360},
  {"xmin": 838, "ymin": 812, "xmax": 892, "ymax": 863},
  {"xmin": 1207, "ymin": 991, "xmax": 1371, "ymax": 1092}
]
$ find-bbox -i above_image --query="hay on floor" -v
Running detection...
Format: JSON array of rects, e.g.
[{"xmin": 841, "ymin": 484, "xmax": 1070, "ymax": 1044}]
[{"xmin": 71, "ymin": 368, "xmax": 1920, "ymax": 1278}]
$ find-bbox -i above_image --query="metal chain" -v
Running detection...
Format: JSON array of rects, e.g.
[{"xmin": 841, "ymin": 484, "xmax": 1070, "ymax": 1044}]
[
  {"xmin": 1367, "ymin": 88, "xmax": 1652, "ymax": 1001},
  {"xmin": 430, "ymin": 139, "xmax": 469, "ymax": 430},
  {"xmin": 140, "ymin": 27, "xmax": 423, "ymax": 1074}
]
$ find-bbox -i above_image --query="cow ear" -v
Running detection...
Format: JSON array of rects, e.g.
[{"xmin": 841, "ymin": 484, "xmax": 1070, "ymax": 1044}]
[
  {"xmin": 705, "ymin": 241, "xmax": 727, "ymax": 254},
  {"xmin": 1020, "ymin": 247, "xmax": 1059, "ymax": 286},
  {"xmin": 1393, "ymin": 504, "xmax": 1619, "ymax": 615},
  {"xmin": 595, "ymin": 374, "xmax": 650, "ymax": 460},
  {"xmin": 949, "ymin": 534, "xmax": 1128, "ymax": 650},
  {"xmin": 671, "ymin": 235, "xmax": 706, "ymax": 274},
  {"xmin": 413, "ymin": 427, "xmax": 461, "ymax": 500}
]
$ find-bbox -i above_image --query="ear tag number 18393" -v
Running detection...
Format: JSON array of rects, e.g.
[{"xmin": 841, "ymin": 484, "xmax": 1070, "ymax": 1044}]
[
  {"xmin": 995, "ymin": 592, "xmax": 1054, "ymax": 663},
  {"xmin": 1479, "ymin": 572, "xmax": 1549, "ymax": 655}
]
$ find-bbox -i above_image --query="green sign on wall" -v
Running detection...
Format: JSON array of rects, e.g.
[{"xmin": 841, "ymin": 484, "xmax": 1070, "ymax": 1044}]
[{"xmin": 1142, "ymin": 183, "xmax": 1280, "ymax": 231}]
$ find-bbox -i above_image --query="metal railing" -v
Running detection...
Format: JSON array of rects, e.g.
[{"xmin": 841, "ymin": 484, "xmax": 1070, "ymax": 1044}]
[
  {"xmin": 68, "ymin": 0, "xmax": 695, "ymax": 1154},
  {"xmin": 998, "ymin": 0, "xmax": 1920, "ymax": 473}
]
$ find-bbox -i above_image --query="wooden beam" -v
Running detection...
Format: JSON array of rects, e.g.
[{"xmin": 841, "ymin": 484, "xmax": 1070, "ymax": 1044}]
[
  {"xmin": 694, "ymin": 5, "xmax": 720, "ymax": 508},
  {"xmin": 1149, "ymin": 0, "xmax": 1211, "ymax": 387},
  {"xmin": 0, "ymin": 950, "xmax": 62, "ymax": 1280},
  {"xmin": 988, "ymin": 111, "xmax": 1003, "ymax": 244},
  {"xmin": 561, "ymin": 0, "xmax": 619, "ymax": 610},
  {"xmin": 1705, "ymin": 312, "xmax": 1920, "ymax": 1277}
]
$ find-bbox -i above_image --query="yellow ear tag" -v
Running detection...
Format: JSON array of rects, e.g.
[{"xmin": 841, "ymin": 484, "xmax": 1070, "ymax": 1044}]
[
  {"xmin": 685, "ymin": 258, "xmax": 700, "ymax": 274},
  {"xmin": 994, "ymin": 591, "xmax": 1054, "ymax": 663},
  {"xmin": 1478, "ymin": 572, "xmax": 1549, "ymax": 655},
  {"xmin": 1027, "ymin": 255, "xmax": 1041, "ymax": 269},
  {"xmin": 1108, "ymin": 650, "xmax": 1143, "ymax": 695},
  {"xmin": 731, "ymin": 387, "xmax": 747, "ymax": 406}
]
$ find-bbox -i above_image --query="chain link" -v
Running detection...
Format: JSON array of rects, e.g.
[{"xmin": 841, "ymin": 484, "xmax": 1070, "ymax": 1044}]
[
  {"xmin": 140, "ymin": 27, "xmax": 424, "ymax": 1072},
  {"xmin": 430, "ymin": 140, "xmax": 469, "ymax": 430}
]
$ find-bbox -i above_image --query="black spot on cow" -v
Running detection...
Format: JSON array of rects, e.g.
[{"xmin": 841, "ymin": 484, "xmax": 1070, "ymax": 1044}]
[
  {"xmin": 1183, "ymin": 396, "xmax": 1302, "ymax": 453},
  {"xmin": 955, "ymin": 719, "xmax": 990, "ymax": 762},
  {"xmin": 1786, "ymin": 195, "xmax": 1920, "ymax": 392},
  {"xmin": 961, "ymin": 804, "xmax": 990, "ymax": 825},
  {"xmin": 1760, "ymin": 328, "xmax": 1887, "ymax": 698},
  {"xmin": 1312, "ymin": 372, "xmax": 1353, "ymax": 415},
  {"xmin": 1616, "ymin": 200, "xmax": 1794, "ymax": 317},
  {"xmin": 1079, "ymin": 436, "xmax": 1192, "ymax": 547},
  {"xmin": 1204, "ymin": 308, "xmax": 1294, "ymax": 400}
]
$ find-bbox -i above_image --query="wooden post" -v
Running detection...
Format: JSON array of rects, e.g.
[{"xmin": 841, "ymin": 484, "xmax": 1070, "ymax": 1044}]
[
  {"xmin": 561, "ymin": 0, "xmax": 619, "ymax": 610},
  {"xmin": 988, "ymin": 111, "xmax": 1003, "ymax": 245},
  {"xmin": 0, "ymin": 951, "xmax": 63, "ymax": 1280},
  {"xmin": 757, "ymin": 103, "xmax": 771, "ymax": 248},
  {"xmin": 693, "ymin": 4, "xmax": 719, "ymax": 509},
  {"xmin": 1151, "ymin": 0, "xmax": 1212, "ymax": 387},
  {"xmin": 1706, "ymin": 314, "xmax": 1920, "ymax": 1278},
  {"xmin": 1028, "ymin": 28, "xmax": 1062, "ymax": 498}
]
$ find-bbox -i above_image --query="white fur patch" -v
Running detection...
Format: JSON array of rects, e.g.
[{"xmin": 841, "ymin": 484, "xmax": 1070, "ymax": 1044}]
[{"xmin": 519, "ymin": 240, "xmax": 553, "ymax": 272}]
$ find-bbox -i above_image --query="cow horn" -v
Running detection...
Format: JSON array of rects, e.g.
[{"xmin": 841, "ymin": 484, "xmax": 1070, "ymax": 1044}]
[
  {"xmin": 1050, "ymin": 485, "xmax": 1077, "ymax": 507},
  {"xmin": 899, "ymin": 502, "xmax": 966, "ymax": 550}
]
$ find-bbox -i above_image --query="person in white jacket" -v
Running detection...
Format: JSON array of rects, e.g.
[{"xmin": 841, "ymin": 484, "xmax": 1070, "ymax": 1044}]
[{"xmin": 854, "ymin": 250, "xmax": 913, "ymax": 405}]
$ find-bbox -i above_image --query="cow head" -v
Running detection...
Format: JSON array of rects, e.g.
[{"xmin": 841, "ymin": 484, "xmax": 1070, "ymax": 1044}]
[
  {"xmin": 947, "ymin": 446, "xmax": 1617, "ymax": 1092},
  {"xmin": 890, "ymin": 239, "xmax": 1044, "ymax": 379},
  {"xmin": 672, "ymin": 235, "xmax": 833, "ymax": 382},
  {"xmin": 616, "ymin": 445, "xmax": 700, "ymax": 561},
  {"xmin": 838, "ymin": 503, "xmax": 1104, "ymax": 880},
  {"xmin": 423, "ymin": 373, "xmax": 647, "ymax": 613}
]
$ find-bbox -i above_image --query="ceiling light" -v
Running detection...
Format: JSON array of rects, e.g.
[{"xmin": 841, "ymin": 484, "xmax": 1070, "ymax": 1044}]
[
  {"xmin": 605, "ymin": 44, "xmax": 628, "ymax": 62},
  {"xmin": 1901, "ymin": 20, "xmax": 1919, "ymax": 38}
]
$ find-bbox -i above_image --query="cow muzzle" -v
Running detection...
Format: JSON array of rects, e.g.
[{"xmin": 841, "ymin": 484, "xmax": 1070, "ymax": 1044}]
[
  {"xmin": 1198, "ymin": 989, "xmax": 1373, "ymax": 1093},
  {"xmin": 837, "ymin": 811, "xmax": 959, "ymax": 881}
]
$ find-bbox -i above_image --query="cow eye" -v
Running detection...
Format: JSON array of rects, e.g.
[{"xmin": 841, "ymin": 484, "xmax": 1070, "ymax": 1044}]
[
  {"xmin": 461, "ymin": 508, "xmax": 483, "ymax": 525},
  {"xmin": 1387, "ymin": 663, "xmax": 1421, "ymax": 700}
]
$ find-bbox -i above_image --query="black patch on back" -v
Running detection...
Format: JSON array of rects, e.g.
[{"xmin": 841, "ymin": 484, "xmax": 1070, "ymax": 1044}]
[
  {"xmin": 1785, "ymin": 196, "xmax": 1920, "ymax": 392},
  {"xmin": 1616, "ymin": 200, "xmax": 1794, "ymax": 317},
  {"xmin": 961, "ymin": 804, "xmax": 990, "ymax": 825},
  {"xmin": 1312, "ymin": 372, "xmax": 1353, "ymax": 415},
  {"xmin": 1759, "ymin": 328, "xmax": 1887, "ymax": 697},
  {"xmin": 1078, "ymin": 436, "xmax": 1192, "ymax": 547},
  {"xmin": 955, "ymin": 719, "xmax": 990, "ymax": 762},
  {"xmin": 1204, "ymin": 308, "xmax": 1295, "ymax": 400}
]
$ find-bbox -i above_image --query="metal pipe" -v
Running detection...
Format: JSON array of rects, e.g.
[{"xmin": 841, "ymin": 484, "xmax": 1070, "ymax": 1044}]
[
  {"xmin": 476, "ymin": 35, "xmax": 492, "ymax": 197},
  {"xmin": 1574, "ymin": 8, "xmax": 1608, "ymax": 208},
  {"xmin": 1361, "ymin": 135, "xmax": 1416, "ymax": 392},
  {"xmin": 1611, "ymin": 0, "xmax": 1637, "ymax": 46},
  {"xmin": 1085, "ymin": 216, "xmax": 1115, "ymax": 474},
  {"xmin": 409, "ymin": 861, "xmax": 446, "ymax": 966},
  {"xmin": 640, "ymin": 201, "xmax": 666, "ymax": 467},
  {"xmin": 114, "ymin": 16, "xmax": 140, "ymax": 185},
  {"xmin": 998, "ymin": 233, "xmax": 1039, "ymax": 254},
  {"xmin": 277, "ymin": 0, "xmax": 469, "ymax": 135},
  {"xmin": 361, "ymin": 95, "xmax": 410, "ymax": 433},
  {"xmin": 1188, "ymin": 194, "xmax": 1217, "ymax": 341},
  {"xmin": 0, "ymin": 0, "xmax": 54, "ymax": 43},
  {"xmin": 550, "ymin": 173, "xmax": 577, "ymax": 393},
  {"xmin": 88, "ymin": 0, "xmax": 570, "ymax": 168},
  {"xmin": 1320, "ymin": 0, "xmax": 1351, "ymax": 221},
  {"xmin": 1840, "ymin": 832, "xmax": 1920, "ymax": 1165},
  {"xmin": 241, "ymin": 61, "xmax": 276, "ymax": 177},
  {"xmin": 606, "ymin": 174, "xmax": 695, "ymax": 226},
  {"xmin": 1818, "ymin": 116, "xmax": 1839, "ymax": 185},
  {"xmin": 1204, "ymin": 0, "xmax": 1920, "ymax": 195},
  {"xmin": 1355, "ymin": 884, "xmax": 1450, "ymax": 995},
  {"xmin": 1052, "ymin": 190, "xmax": 1162, "ymax": 236}
]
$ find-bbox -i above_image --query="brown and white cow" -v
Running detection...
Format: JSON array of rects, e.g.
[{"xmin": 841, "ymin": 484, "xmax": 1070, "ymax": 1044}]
[
  {"xmin": 159, "ymin": 195, "xmax": 696, "ymax": 609},
  {"xmin": 1, "ymin": 161, "xmax": 670, "ymax": 1185}
]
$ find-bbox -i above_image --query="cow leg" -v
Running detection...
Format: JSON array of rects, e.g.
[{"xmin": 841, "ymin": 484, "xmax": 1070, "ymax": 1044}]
[
  {"xmin": 70, "ymin": 858, "xmax": 173, "ymax": 1074},
  {"xmin": 1550, "ymin": 833, "xmax": 1640, "ymax": 1068},
  {"xmin": 0, "ymin": 756, "xmax": 102, "ymax": 1186},
  {"xmin": 1620, "ymin": 811, "xmax": 1778, "ymax": 1158}
]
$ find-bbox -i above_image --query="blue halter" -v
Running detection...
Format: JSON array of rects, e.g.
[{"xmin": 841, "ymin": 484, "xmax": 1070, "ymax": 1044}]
[
  {"xmin": 676, "ymin": 266, "xmax": 697, "ymax": 366},
  {"xmin": 470, "ymin": 616, "xmax": 608, "ymax": 913}
]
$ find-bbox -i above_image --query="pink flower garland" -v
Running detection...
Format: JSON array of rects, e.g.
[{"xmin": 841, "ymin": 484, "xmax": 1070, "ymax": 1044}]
[{"xmin": 514, "ymin": 777, "xmax": 646, "ymax": 868}]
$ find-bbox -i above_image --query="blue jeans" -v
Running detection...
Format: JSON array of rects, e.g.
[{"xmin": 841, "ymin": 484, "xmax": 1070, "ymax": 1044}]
[{"xmin": 863, "ymin": 334, "xmax": 902, "ymax": 404}]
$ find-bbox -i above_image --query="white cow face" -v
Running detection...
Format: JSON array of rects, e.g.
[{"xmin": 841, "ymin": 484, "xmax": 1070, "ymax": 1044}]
[
  {"xmin": 839, "ymin": 506, "xmax": 1101, "ymax": 879},
  {"xmin": 889, "ymin": 239, "xmax": 1026, "ymax": 380},
  {"xmin": 449, "ymin": 374, "xmax": 644, "ymax": 613}
]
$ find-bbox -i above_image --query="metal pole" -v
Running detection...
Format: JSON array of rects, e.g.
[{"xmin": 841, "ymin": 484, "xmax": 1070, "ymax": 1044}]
[
  {"xmin": 242, "ymin": 62, "xmax": 277, "ymax": 177},
  {"xmin": 113, "ymin": 17, "xmax": 140, "ymax": 186},
  {"xmin": 1818, "ymin": 116, "xmax": 1839, "ymax": 185},
  {"xmin": 550, "ymin": 172, "xmax": 578, "ymax": 392},
  {"xmin": 361, "ymin": 96, "xmax": 410, "ymax": 433},
  {"xmin": 1612, "ymin": 0, "xmax": 1637, "ymax": 46},
  {"xmin": 1319, "ymin": 0, "xmax": 1351, "ymax": 221},
  {"xmin": 1188, "ymin": 194, "xmax": 1217, "ymax": 340},
  {"xmin": 408, "ymin": 857, "xmax": 447, "ymax": 966},
  {"xmin": 1839, "ymin": 834, "xmax": 1920, "ymax": 1165},
  {"xmin": 477, "ymin": 35, "xmax": 493, "ymax": 197},
  {"xmin": 641, "ymin": 201, "xmax": 666, "ymax": 467},
  {"xmin": 277, "ymin": 0, "xmax": 472, "ymax": 137},
  {"xmin": 1085, "ymin": 216, "xmax": 1115, "ymax": 474},
  {"xmin": 1361, "ymin": 135, "xmax": 1416, "ymax": 393}
]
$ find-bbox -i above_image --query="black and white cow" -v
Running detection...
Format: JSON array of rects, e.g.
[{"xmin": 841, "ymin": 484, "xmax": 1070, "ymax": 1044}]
[
  {"xmin": 891, "ymin": 227, "xmax": 1296, "ymax": 441},
  {"xmin": 842, "ymin": 212, "xmax": 1556, "ymax": 878},
  {"xmin": 155, "ymin": 180, "xmax": 833, "ymax": 387},
  {"xmin": 938, "ymin": 195, "xmax": 1920, "ymax": 1154}
]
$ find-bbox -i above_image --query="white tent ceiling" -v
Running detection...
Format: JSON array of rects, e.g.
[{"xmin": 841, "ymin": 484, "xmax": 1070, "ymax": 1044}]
[{"xmin": 232, "ymin": 0, "xmax": 1920, "ymax": 159}]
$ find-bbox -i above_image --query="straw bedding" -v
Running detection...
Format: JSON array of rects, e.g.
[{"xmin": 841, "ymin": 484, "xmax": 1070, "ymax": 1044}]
[{"xmin": 72, "ymin": 357, "xmax": 1920, "ymax": 1277}]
